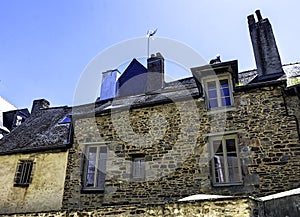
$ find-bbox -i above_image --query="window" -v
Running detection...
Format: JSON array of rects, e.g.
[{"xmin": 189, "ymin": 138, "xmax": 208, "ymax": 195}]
[
  {"xmin": 14, "ymin": 160, "xmax": 34, "ymax": 187},
  {"xmin": 209, "ymin": 135, "xmax": 242, "ymax": 185},
  {"xmin": 132, "ymin": 157, "xmax": 145, "ymax": 180},
  {"xmin": 204, "ymin": 75, "xmax": 233, "ymax": 109},
  {"xmin": 83, "ymin": 145, "xmax": 107, "ymax": 191}
]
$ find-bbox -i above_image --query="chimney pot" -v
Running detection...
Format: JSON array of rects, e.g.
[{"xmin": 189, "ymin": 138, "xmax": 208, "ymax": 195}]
[
  {"xmin": 31, "ymin": 99, "xmax": 50, "ymax": 115},
  {"xmin": 247, "ymin": 14, "xmax": 256, "ymax": 25},
  {"xmin": 255, "ymin": 10, "xmax": 263, "ymax": 21}
]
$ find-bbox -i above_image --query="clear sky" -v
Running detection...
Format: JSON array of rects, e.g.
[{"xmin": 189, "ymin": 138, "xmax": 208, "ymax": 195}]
[{"xmin": 1, "ymin": 1, "xmax": 300, "ymax": 109}]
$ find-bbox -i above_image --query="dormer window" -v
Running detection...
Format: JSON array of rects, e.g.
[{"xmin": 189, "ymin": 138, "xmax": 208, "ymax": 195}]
[
  {"xmin": 203, "ymin": 74, "xmax": 234, "ymax": 109},
  {"xmin": 191, "ymin": 60, "xmax": 238, "ymax": 111}
]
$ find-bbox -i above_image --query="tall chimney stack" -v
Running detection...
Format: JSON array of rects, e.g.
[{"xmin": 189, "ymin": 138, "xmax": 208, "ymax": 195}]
[
  {"xmin": 248, "ymin": 10, "xmax": 284, "ymax": 81},
  {"xmin": 146, "ymin": 52, "xmax": 165, "ymax": 93}
]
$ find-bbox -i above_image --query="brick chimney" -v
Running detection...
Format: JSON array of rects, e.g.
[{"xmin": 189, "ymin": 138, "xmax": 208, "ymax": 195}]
[
  {"xmin": 146, "ymin": 52, "xmax": 165, "ymax": 93},
  {"xmin": 248, "ymin": 10, "xmax": 284, "ymax": 81},
  {"xmin": 31, "ymin": 99, "xmax": 50, "ymax": 115}
]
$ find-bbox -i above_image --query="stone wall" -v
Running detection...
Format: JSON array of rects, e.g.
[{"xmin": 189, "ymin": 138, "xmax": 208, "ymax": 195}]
[
  {"xmin": 63, "ymin": 84, "xmax": 300, "ymax": 209},
  {"xmin": 0, "ymin": 198, "xmax": 255, "ymax": 217},
  {"xmin": 263, "ymin": 194, "xmax": 300, "ymax": 217},
  {"xmin": 0, "ymin": 151, "xmax": 68, "ymax": 214}
]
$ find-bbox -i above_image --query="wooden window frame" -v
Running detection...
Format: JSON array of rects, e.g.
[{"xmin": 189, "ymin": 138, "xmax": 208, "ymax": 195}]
[
  {"xmin": 203, "ymin": 73, "xmax": 234, "ymax": 110},
  {"xmin": 82, "ymin": 145, "xmax": 107, "ymax": 192},
  {"xmin": 209, "ymin": 134, "xmax": 242, "ymax": 186}
]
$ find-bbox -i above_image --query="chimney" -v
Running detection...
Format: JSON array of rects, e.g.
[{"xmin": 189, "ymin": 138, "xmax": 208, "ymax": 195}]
[
  {"xmin": 146, "ymin": 52, "xmax": 165, "ymax": 93},
  {"xmin": 248, "ymin": 10, "xmax": 284, "ymax": 80},
  {"xmin": 31, "ymin": 99, "xmax": 50, "ymax": 115},
  {"xmin": 100, "ymin": 69, "xmax": 120, "ymax": 100}
]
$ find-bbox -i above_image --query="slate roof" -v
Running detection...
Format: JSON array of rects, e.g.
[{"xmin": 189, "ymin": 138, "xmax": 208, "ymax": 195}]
[
  {"xmin": 0, "ymin": 106, "xmax": 71, "ymax": 155},
  {"xmin": 238, "ymin": 62, "xmax": 300, "ymax": 85},
  {"xmin": 73, "ymin": 62, "xmax": 300, "ymax": 118}
]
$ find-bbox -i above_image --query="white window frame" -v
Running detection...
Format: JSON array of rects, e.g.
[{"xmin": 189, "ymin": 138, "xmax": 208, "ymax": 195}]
[
  {"xmin": 83, "ymin": 145, "xmax": 107, "ymax": 191},
  {"xmin": 202, "ymin": 73, "xmax": 234, "ymax": 110},
  {"xmin": 209, "ymin": 134, "xmax": 242, "ymax": 186}
]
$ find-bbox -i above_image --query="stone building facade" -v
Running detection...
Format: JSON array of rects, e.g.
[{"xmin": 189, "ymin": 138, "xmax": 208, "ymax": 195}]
[
  {"xmin": 61, "ymin": 10, "xmax": 300, "ymax": 214},
  {"xmin": 62, "ymin": 60, "xmax": 300, "ymax": 210},
  {"xmin": 1, "ymin": 10, "xmax": 300, "ymax": 217}
]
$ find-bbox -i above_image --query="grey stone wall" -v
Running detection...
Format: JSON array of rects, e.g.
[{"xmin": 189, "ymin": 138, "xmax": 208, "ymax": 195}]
[
  {"xmin": 263, "ymin": 194, "xmax": 300, "ymax": 217},
  {"xmin": 0, "ymin": 198, "xmax": 255, "ymax": 217},
  {"xmin": 63, "ymin": 84, "xmax": 300, "ymax": 209}
]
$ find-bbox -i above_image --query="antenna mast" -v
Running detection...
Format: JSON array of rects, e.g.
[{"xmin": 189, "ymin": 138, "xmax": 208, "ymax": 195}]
[{"xmin": 147, "ymin": 29, "xmax": 157, "ymax": 57}]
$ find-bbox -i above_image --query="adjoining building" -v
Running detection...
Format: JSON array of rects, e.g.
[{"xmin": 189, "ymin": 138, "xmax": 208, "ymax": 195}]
[{"xmin": 0, "ymin": 99, "xmax": 72, "ymax": 214}]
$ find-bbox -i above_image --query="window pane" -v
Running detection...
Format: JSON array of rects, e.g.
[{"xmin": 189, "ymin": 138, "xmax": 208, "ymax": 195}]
[
  {"xmin": 228, "ymin": 156, "xmax": 240, "ymax": 182},
  {"xmin": 97, "ymin": 147, "xmax": 107, "ymax": 189},
  {"xmin": 220, "ymin": 88, "xmax": 230, "ymax": 97},
  {"xmin": 86, "ymin": 147, "xmax": 97, "ymax": 186},
  {"xmin": 214, "ymin": 156, "xmax": 225, "ymax": 183},
  {"xmin": 209, "ymin": 99, "xmax": 218, "ymax": 108},
  {"xmin": 207, "ymin": 81, "xmax": 217, "ymax": 90},
  {"xmin": 221, "ymin": 97, "xmax": 231, "ymax": 106},
  {"xmin": 220, "ymin": 79, "xmax": 229, "ymax": 88},
  {"xmin": 208, "ymin": 90, "xmax": 218, "ymax": 98},
  {"xmin": 213, "ymin": 140, "xmax": 223, "ymax": 154},
  {"xmin": 226, "ymin": 139, "xmax": 237, "ymax": 154},
  {"xmin": 133, "ymin": 158, "xmax": 145, "ymax": 179},
  {"xmin": 226, "ymin": 139, "xmax": 240, "ymax": 182}
]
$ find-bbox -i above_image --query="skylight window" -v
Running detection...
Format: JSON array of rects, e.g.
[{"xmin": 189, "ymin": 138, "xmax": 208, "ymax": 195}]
[{"xmin": 59, "ymin": 115, "xmax": 71, "ymax": 124}]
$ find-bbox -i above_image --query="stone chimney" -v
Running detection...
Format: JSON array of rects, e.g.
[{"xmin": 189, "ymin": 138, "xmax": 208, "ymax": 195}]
[
  {"xmin": 248, "ymin": 10, "xmax": 284, "ymax": 80},
  {"xmin": 100, "ymin": 69, "xmax": 120, "ymax": 100},
  {"xmin": 146, "ymin": 52, "xmax": 165, "ymax": 93},
  {"xmin": 31, "ymin": 99, "xmax": 50, "ymax": 115}
]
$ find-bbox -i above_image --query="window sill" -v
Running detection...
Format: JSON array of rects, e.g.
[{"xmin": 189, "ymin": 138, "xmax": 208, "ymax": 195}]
[
  {"xmin": 212, "ymin": 181, "xmax": 243, "ymax": 187},
  {"xmin": 131, "ymin": 177, "xmax": 145, "ymax": 182},
  {"xmin": 207, "ymin": 106, "xmax": 236, "ymax": 115},
  {"xmin": 81, "ymin": 188, "xmax": 105, "ymax": 194},
  {"xmin": 14, "ymin": 183, "xmax": 30, "ymax": 187}
]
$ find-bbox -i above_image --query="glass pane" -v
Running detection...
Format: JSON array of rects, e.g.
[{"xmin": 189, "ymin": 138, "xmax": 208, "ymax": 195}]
[
  {"xmin": 207, "ymin": 81, "xmax": 217, "ymax": 90},
  {"xmin": 221, "ymin": 97, "xmax": 231, "ymax": 106},
  {"xmin": 208, "ymin": 90, "xmax": 218, "ymax": 98},
  {"xmin": 226, "ymin": 139, "xmax": 237, "ymax": 155},
  {"xmin": 209, "ymin": 99, "xmax": 218, "ymax": 108},
  {"xmin": 134, "ymin": 159, "xmax": 140, "ymax": 177},
  {"xmin": 213, "ymin": 140, "xmax": 223, "ymax": 153},
  {"xmin": 214, "ymin": 156, "xmax": 225, "ymax": 183},
  {"xmin": 228, "ymin": 165, "xmax": 241, "ymax": 182},
  {"xmin": 86, "ymin": 147, "xmax": 97, "ymax": 186},
  {"xmin": 97, "ymin": 170, "xmax": 106, "ymax": 189},
  {"xmin": 97, "ymin": 147, "xmax": 107, "ymax": 188},
  {"xmin": 220, "ymin": 88, "xmax": 230, "ymax": 97},
  {"xmin": 220, "ymin": 79, "xmax": 229, "ymax": 88},
  {"xmin": 133, "ymin": 159, "xmax": 145, "ymax": 178}
]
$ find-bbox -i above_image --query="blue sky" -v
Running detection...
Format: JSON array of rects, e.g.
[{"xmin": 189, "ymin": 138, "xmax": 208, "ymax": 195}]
[{"xmin": 1, "ymin": 1, "xmax": 300, "ymax": 109}]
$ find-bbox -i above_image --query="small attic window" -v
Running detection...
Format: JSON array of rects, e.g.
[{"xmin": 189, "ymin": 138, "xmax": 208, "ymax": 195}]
[{"xmin": 59, "ymin": 115, "xmax": 71, "ymax": 124}]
